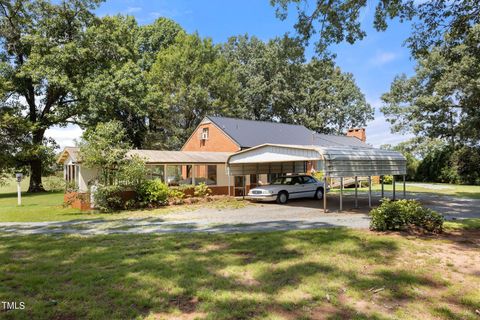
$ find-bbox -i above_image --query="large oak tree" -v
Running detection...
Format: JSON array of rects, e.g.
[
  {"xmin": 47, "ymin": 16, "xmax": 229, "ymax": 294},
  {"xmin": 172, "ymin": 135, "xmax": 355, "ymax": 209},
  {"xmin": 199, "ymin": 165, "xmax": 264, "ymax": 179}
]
[{"xmin": 0, "ymin": 0, "xmax": 103, "ymax": 192}]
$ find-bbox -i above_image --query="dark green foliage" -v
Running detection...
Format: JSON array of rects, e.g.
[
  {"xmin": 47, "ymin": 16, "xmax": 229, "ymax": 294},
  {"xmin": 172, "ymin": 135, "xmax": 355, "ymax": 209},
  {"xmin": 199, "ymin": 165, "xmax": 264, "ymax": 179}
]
[
  {"xmin": 94, "ymin": 185, "xmax": 124, "ymax": 212},
  {"xmin": 382, "ymin": 25, "xmax": 480, "ymax": 146},
  {"xmin": 370, "ymin": 199, "xmax": 444, "ymax": 232},
  {"xmin": 271, "ymin": 0, "xmax": 478, "ymax": 58},
  {"xmin": 451, "ymin": 146, "xmax": 480, "ymax": 185},
  {"xmin": 0, "ymin": 0, "xmax": 103, "ymax": 192},
  {"xmin": 138, "ymin": 179, "xmax": 169, "ymax": 205},
  {"xmin": 222, "ymin": 35, "xmax": 373, "ymax": 134},
  {"xmin": 415, "ymin": 145, "xmax": 480, "ymax": 185}
]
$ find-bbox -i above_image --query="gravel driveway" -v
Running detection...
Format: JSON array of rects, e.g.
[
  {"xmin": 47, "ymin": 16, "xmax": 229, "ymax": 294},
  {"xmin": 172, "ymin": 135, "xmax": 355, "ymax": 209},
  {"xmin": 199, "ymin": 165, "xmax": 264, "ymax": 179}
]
[{"xmin": 1, "ymin": 191, "xmax": 479, "ymax": 235}]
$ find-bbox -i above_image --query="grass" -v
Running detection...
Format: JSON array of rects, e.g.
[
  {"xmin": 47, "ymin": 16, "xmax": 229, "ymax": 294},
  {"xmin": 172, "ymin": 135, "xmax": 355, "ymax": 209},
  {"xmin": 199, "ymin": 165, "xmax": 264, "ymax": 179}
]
[
  {"xmin": 0, "ymin": 227, "xmax": 479, "ymax": 319},
  {"xmin": 333, "ymin": 181, "xmax": 480, "ymax": 199},
  {"xmin": 0, "ymin": 178, "xmax": 247, "ymax": 223},
  {"xmin": 444, "ymin": 218, "xmax": 480, "ymax": 230}
]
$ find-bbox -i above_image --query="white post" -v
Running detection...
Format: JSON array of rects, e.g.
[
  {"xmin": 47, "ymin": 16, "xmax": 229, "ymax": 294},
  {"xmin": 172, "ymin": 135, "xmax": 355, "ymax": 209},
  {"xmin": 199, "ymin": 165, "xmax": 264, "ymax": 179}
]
[
  {"xmin": 17, "ymin": 181, "xmax": 21, "ymax": 206},
  {"xmin": 403, "ymin": 175, "xmax": 406, "ymax": 199},
  {"xmin": 191, "ymin": 165, "xmax": 196, "ymax": 185},
  {"xmin": 15, "ymin": 173, "xmax": 23, "ymax": 206},
  {"xmin": 227, "ymin": 166, "xmax": 231, "ymax": 196},
  {"xmin": 163, "ymin": 164, "xmax": 167, "ymax": 184}
]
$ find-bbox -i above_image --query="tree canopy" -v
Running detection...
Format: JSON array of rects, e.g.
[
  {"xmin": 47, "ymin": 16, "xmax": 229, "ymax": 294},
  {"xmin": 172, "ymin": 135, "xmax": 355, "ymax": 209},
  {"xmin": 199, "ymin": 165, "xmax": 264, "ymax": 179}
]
[
  {"xmin": 222, "ymin": 35, "xmax": 372, "ymax": 134},
  {"xmin": 0, "ymin": 0, "xmax": 103, "ymax": 191},
  {"xmin": 381, "ymin": 24, "xmax": 480, "ymax": 147},
  {"xmin": 270, "ymin": 0, "xmax": 480, "ymax": 57},
  {"xmin": 1, "ymin": 0, "xmax": 375, "ymax": 190}
]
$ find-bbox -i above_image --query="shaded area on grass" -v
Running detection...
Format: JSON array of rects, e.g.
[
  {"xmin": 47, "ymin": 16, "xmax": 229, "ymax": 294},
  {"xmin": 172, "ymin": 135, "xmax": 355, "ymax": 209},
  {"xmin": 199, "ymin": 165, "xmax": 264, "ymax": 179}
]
[{"xmin": 0, "ymin": 228, "xmax": 478, "ymax": 319}]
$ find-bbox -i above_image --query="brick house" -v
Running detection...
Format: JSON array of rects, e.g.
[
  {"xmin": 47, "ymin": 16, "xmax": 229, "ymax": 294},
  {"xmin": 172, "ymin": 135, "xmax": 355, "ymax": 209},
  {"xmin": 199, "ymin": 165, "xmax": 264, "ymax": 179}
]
[{"xmin": 58, "ymin": 116, "xmax": 370, "ymax": 202}]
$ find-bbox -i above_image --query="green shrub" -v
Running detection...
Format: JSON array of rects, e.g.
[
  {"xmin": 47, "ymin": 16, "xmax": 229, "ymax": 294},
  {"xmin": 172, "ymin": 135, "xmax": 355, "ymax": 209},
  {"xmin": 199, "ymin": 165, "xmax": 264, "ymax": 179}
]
[
  {"xmin": 94, "ymin": 185, "xmax": 124, "ymax": 212},
  {"xmin": 177, "ymin": 184, "xmax": 194, "ymax": 191},
  {"xmin": 138, "ymin": 179, "xmax": 169, "ymax": 205},
  {"xmin": 194, "ymin": 182, "xmax": 212, "ymax": 197},
  {"xmin": 382, "ymin": 175, "xmax": 393, "ymax": 184},
  {"xmin": 370, "ymin": 199, "xmax": 443, "ymax": 233},
  {"xmin": 168, "ymin": 188, "xmax": 185, "ymax": 202}
]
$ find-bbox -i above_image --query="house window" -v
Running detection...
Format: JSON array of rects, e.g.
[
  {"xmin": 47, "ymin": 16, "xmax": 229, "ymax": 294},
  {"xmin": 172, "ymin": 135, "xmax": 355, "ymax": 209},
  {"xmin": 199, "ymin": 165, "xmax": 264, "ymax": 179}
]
[
  {"xmin": 207, "ymin": 165, "xmax": 217, "ymax": 185},
  {"xmin": 166, "ymin": 165, "xmax": 182, "ymax": 186},
  {"xmin": 191, "ymin": 165, "xmax": 217, "ymax": 185},
  {"xmin": 148, "ymin": 165, "xmax": 165, "ymax": 182},
  {"xmin": 201, "ymin": 128, "xmax": 209, "ymax": 140}
]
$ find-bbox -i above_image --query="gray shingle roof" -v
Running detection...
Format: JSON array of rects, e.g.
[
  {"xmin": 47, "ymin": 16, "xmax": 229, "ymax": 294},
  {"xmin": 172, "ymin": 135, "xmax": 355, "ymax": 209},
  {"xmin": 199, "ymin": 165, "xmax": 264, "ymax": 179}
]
[{"xmin": 207, "ymin": 116, "xmax": 369, "ymax": 148}]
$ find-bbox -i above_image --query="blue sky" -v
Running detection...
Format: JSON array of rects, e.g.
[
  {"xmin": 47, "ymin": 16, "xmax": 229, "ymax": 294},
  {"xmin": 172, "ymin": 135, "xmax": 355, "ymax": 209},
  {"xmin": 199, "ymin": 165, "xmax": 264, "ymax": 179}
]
[{"xmin": 48, "ymin": 0, "xmax": 416, "ymax": 148}]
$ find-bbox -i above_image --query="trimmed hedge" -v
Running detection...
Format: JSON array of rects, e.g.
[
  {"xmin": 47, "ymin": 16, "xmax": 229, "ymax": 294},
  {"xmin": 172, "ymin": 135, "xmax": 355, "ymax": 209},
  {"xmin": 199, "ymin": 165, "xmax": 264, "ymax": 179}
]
[{"xmin": 370, "ymin": 199, "xmax": 444, "ymax": 233}]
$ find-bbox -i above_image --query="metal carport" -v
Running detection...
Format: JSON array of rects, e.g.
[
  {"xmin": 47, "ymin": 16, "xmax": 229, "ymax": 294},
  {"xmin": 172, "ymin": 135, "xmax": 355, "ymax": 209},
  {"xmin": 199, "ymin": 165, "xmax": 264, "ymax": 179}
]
[{"xmin": 226, "ymin": 144, "xmax": 407, "ymax": 212}]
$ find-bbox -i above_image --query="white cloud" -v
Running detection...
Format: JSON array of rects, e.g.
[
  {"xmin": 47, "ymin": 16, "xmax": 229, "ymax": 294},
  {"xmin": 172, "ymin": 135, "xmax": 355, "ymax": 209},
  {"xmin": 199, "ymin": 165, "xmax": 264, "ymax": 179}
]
[
  {"xmin": 369, "ymin": 51, "xmax": 398, "ymax": 66},
  {"xmin": 126, "ymin": 6, "xmax": 142, "ymax": 13},
  {"xmin": 365, "ymin": 113, "xmax": 413, "ymax": 147},
  {"xmin": 45, "ymin": 124, "xmax": 83, "ymax": 150}
]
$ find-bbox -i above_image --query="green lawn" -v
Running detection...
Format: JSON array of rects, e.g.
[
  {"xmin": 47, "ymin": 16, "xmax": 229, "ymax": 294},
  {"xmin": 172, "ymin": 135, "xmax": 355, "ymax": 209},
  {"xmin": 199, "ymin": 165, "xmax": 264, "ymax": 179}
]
[
  {"xmin": 0, "ymin": 178, "xmax": 246, "ymax": 222},
  {"xmin": 335, "ymin": 181, "xmax": 480, "ymax": 199},
  {"xmin": 0, "ymin": 225, "xmax": 478, "ymax": 319}
]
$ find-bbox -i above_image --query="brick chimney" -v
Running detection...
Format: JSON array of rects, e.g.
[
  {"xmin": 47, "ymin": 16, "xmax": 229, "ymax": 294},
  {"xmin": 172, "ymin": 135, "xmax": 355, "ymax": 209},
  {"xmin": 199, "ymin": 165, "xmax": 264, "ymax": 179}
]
[{"xmin": 346, "ymin": 128, "xmax": 366, "ymax": 142}]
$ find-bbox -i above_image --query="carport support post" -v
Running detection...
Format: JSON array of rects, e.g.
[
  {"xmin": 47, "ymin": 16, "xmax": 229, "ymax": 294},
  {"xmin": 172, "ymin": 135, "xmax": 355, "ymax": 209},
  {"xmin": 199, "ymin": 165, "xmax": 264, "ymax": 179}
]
[
  {"xmin": 354, "ymin": 176, "xmax": 358, "ymax": 208},
  {"xmin": 393, "ymin": 175, "xmax": 396, "ymax": 200},
  {"xmin": 323, "ymin": 176, "xmax": 327, "ymax": 213},
  {"xmin": 381, "ymin": 175, "xmax": 384, "ymax": 198},
  {"xmin": 227, "ymin": 167, "xmax": 231, "ymax": 196},
  {"xmin": 368, "ymin": 176, "xmax": 372, "ymax": 208},
  {"xmin": 403, "ymin": 175, "xmax": 406, "ymax": 199},
  {"xmin": 339, "ymin": 177, "xmax": 343, "ymax": 212}
]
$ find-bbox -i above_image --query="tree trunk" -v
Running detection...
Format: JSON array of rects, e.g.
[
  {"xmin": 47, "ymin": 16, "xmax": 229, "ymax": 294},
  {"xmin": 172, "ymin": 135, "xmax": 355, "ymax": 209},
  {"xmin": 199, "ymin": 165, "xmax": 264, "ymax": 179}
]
[
  {"xmin": 28, "ymin": 159, "xmax": 45, "ymax": 193},
  {"xmin": 28, "ymin": 129, "xmax": 47, "ymax": 193}
]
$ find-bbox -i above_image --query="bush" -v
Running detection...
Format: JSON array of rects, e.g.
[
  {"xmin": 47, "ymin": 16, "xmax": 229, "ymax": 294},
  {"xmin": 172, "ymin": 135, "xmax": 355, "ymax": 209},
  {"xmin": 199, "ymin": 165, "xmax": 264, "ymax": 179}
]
[
  {"xmin": 168, "ymin": 188, "xmax": 185, "ymax": 202},
  {"xmin": 138, "ymin": 179, "xmax": 169, "ymax": 205},
  {"xmin": 94, "ymin": 185, "xmax": 124, "ymax": 212},
  {"xmin": 382, "ymin": 175, "xmax": 393, "ymax": 184},
  {"xmin": 370, "ymin": 199, "xmax": 444, "ymax": 233},
  {"xmin": 194, "ymin": 182, "xmax": 211, "ymax": 197}
]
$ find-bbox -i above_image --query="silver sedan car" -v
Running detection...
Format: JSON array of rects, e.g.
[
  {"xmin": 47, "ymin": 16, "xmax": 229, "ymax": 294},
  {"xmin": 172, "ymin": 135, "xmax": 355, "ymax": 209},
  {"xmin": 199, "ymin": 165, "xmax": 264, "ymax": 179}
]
[{"xmin": 246, "ymin": 175, "xmax": 327, "ymax": 204}]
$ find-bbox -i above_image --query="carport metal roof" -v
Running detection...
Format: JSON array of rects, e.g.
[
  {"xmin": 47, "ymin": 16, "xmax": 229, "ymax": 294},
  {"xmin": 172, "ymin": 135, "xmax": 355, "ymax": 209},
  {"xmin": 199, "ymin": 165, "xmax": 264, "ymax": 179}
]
[{"xmin": 227, "ymin": 144, "xmax": 406, "ymax": 177}]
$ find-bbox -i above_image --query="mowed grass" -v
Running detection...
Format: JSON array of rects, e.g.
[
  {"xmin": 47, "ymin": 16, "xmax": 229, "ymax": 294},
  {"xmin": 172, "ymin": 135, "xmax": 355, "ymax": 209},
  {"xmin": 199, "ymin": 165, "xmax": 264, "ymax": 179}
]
[
  {"xmin": 0, "ymin": 224, "xmax": 479, "ymax": 320},
  {"xmin": 0, "ymin": 178, "xmax": 246, "ymax": 222},
  {"xmin": 334, "ymin": 181, "xmax": 480, "ymax": 199}
]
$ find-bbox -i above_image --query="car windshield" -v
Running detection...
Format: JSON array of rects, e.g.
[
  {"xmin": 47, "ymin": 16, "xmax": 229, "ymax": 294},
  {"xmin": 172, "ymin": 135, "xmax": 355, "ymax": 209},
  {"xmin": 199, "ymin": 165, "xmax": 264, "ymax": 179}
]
[{"xmin": 271, "ymin": 177, "xmax": 301, "ymax": 185}]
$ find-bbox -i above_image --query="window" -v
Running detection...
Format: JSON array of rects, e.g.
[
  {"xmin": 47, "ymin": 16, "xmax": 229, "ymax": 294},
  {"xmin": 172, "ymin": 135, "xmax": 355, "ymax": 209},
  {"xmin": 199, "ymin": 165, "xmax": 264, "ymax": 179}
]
[
  {"xmin": 201, "ymin": 128, "xmax": 209, "ymax": 140},
  {"xmin": 192, "ymin": 165, "xmax": 217, "ymax": 185},
  {"xmin": 267, "ymin": 173, "xmax": 281, "ymax": 183},
  {"xmin": 207, "ymin": 165, "xmax": 217, "ymax": 185},
  {"xmin": 303, "ymin": 176, "xmax": 317, "ymax": 184},
  {"xmin": 166, "ymin": 165, "xmax": 182, "ymax": 186},
  {"xmin": 148, "ymin": 165, "xmax": 165, "ymax": 182}
]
